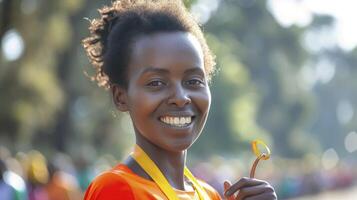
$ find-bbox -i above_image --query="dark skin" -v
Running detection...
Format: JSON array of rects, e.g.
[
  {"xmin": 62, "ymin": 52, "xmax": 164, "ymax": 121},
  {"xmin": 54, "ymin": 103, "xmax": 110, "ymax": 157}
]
[{"xmin": 112, "ymin": 32, "xmax": 277, "ymax": 199}]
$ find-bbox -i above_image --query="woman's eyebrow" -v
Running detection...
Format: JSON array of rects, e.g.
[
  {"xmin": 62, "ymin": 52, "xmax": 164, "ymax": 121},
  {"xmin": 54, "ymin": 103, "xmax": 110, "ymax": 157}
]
[
  {"xmin": 139, "ymin": 67, "xmax": 204, "ymax": 76},
  {"xmin": 184, "ymin": 68, "xmax": 205, "ymax": 76},
  {"xmin": 140, "ymin": 67, "xmax": 169, "ymax": 75}
]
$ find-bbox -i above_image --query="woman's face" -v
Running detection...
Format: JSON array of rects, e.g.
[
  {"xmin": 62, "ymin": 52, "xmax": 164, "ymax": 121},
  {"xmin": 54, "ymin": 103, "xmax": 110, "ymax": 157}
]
[{"xmin": 116, "ymin": 32, "xmax": 211, "ymax": 152}]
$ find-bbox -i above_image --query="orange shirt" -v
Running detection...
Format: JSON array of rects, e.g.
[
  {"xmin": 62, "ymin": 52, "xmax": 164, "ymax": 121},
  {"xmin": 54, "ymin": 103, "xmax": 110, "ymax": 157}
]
[{"xmin": 84, "ymin": 164, "xmax": 222, "ymax": 200}]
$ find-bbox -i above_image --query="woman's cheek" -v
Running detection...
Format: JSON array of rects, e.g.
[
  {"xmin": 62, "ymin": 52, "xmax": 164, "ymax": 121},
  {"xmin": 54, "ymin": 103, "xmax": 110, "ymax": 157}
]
[
  {"xmin": 199, "ymin": 88, "xmax": 211, "ymax": 114},
  {"xmin": 193, "ymin": 89, "xmax": 211, "ymax": 124}
]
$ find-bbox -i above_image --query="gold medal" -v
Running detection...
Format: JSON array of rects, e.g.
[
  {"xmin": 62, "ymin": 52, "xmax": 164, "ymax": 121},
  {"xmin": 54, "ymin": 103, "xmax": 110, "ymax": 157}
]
[{"xmin": 250, "ymin": 139, "xmax": 271, "ymax": 178}]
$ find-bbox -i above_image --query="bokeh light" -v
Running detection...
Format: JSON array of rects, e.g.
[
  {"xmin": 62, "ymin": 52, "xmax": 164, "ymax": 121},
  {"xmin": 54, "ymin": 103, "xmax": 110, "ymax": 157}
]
[
  {"xmin": 344, "ymin": 131, "xmax": 357, "ymax": 153},
  {"xmin": 3, "ymin": 171, "xmax": 27, "ymax": 192},
  {"xmin": 321, "ymin": 148, "xmax": 339, "ymax": 170},
  {"xmin": 337, "ymin": 100, "xmax": 354, "ymax": 125},
  {"xmin": 268, "ymin": 0, "xmax": 357, "ymax": 51},
  {"xmin": 1, "ymin": 29, "xmax": 25, "ymax": 61},
  {"xmin": 191, "ymin": 0, "xmax": 221, "ymax": 24}
]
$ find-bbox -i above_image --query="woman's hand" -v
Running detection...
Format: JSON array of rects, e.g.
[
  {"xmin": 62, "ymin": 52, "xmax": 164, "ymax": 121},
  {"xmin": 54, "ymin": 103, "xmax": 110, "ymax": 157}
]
[{"xmin": 223, "ymin": 177, "xmax": 277, "ymax": 200}]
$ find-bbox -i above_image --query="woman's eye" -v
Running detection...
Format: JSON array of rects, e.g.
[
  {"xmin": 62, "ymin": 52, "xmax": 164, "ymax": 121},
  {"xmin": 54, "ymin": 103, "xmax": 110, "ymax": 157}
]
[
  {"xmin": 186, "ymin": 79, "xmax": 204, "ymax": 86},
  {"xmin": 147, "ymin": 80, "xmax": 165, "ymax": 87}
]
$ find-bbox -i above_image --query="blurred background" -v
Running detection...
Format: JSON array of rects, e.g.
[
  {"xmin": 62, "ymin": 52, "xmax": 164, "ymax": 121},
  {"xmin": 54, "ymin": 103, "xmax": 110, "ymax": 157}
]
[{"xmin": 1, "ymin": 0, "xmax": 356, "ymax": 199}]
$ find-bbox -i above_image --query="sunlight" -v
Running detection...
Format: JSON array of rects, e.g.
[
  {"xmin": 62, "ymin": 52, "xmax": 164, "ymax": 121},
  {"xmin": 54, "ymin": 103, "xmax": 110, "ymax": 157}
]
[{"xmin": 268, "ymin": 0, "xmax": 357, "ymax": 51}]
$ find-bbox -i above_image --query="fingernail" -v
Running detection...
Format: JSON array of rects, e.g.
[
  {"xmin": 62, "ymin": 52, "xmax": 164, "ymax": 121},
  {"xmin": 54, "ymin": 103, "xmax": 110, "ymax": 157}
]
[
  {"xmin": 223, "ymin": 181, "xmax": 229, "ymax": 194},
  {"xmin": 224, "ymin": 181, "xmax": 229, "ymax": 188}
]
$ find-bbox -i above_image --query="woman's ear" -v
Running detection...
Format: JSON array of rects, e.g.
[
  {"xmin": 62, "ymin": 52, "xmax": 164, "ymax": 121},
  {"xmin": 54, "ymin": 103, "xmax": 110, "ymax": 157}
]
[{"xmin": 111, "ymin": 84, "xmax": 129, "ymax": 112}]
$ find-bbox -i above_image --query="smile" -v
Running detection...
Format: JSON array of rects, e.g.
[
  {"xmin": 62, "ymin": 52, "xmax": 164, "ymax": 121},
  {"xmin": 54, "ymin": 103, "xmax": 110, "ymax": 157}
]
[{"xmin": 159, "ymin": 116, "xmax": 193, "ymax": 127}]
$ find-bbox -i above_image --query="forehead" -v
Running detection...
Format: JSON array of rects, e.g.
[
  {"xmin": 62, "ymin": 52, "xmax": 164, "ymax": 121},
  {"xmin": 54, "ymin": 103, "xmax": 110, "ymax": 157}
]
[{"xmin": 128, "ymin": 32, "xmax": 204, "ymax": 75}]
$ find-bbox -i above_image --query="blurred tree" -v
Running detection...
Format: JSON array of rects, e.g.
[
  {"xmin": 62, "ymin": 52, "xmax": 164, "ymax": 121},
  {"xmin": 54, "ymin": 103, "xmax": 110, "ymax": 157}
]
[
  {"xmin": 192, "ymin": 0, "xmax": 314, "ymax": 158},
  {"xmin": 299, "ymin": 14, "xmax": 357, "ymax": 158}
]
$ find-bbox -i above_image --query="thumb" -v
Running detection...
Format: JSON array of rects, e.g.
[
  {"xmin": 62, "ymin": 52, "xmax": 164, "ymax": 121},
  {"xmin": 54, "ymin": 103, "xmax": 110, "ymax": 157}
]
[
  {"xmin": 223, "ymin": 180, "xmax": 234, "ymax": 200},
  {"xmin": 224, "ymin": 180, "xmax": 232, "ymax": 191}
]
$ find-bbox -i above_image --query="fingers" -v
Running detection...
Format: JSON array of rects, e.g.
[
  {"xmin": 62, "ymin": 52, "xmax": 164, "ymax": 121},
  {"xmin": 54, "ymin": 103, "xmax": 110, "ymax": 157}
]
[
  {"xmin": 234, "ymin": 183, "xmax": 275, "ymax": 200},
  {"xmin": 224, "ymin": 177, "xmax": 262, "ymax": 197},
  {"xmin": 224, "ymin": 178, "xmax": 277, "ymax": 200},
  {"xmin": 244, "ymin": 192, "xmax": 277, "ymax": 200},
  {"xmin": 223, "ymin": 181, "xmax": 235, "ymax": 200}
]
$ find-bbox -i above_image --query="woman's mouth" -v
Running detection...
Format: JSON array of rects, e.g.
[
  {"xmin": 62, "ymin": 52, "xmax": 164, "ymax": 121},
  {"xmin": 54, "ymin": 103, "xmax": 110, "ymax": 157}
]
[{"xmin": 159, "ymin": 116, "xmax": 194, "ymax": 127}]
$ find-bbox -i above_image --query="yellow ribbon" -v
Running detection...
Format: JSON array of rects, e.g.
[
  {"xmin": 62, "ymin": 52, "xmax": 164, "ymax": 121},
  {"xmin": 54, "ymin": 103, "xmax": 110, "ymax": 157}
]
[{"xmin": 131, "ymin": 144, "xmax": 210, "ymax": 200}]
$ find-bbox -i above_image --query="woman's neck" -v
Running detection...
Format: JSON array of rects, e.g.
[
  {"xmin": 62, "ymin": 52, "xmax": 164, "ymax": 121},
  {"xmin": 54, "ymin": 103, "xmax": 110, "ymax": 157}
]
[{"xmin": 124, "ymin": 136, "xmax": 189, "ymax": 190}]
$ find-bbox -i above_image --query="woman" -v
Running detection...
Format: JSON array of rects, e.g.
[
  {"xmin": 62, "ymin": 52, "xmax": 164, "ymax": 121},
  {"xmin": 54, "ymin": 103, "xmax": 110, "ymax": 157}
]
[{"xmin": 82, "ymin": 0, "xmax": 277, "ymax": 199}]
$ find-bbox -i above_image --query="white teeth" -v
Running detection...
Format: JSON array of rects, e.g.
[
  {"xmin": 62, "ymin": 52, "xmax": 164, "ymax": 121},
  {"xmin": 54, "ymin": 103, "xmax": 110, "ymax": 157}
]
[
  {"xmin": 180, "ymin": 117, "xmax": 185, "ymax": 124},
  {"xmin": 160, "ymin": 116, "xmax": 192, "ymax": 127},
  {"xmin": 185, "ymin": 117, "xmax": 191, "ymax": 124}
]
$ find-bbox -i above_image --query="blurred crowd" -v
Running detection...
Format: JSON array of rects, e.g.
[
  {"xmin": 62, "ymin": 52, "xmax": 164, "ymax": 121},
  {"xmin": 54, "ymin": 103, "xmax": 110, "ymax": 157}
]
[
  {"xmin": 0, "ymin": 146, "xmax": 356, "ymax": 200},
  {"xmin": 191, "ymin": 156, "xmax": 357, "ymax": 199},
  {"xmin": 0, "ymin": 146, "xmax": 95, "ymax": 200}
]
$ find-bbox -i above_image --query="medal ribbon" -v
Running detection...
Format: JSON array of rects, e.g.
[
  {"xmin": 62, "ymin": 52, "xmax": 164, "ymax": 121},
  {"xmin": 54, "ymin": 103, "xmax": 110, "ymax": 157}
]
[{"xmin": 131, "ymin": 144, "xmax": 210, "ymax": 200}]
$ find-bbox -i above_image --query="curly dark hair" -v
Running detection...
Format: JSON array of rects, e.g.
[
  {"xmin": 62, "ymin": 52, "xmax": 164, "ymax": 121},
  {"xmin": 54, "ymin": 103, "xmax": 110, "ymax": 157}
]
[{"xmin": 82, "ymin": 0, "xmax": 216, "ymax": 90}]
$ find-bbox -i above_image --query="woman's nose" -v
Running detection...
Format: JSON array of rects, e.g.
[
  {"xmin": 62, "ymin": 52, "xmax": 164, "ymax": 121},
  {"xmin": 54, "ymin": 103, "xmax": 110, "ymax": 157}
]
[{"xmin": 167, "ymin": 85, "xmax": 192, "ymax": 107}]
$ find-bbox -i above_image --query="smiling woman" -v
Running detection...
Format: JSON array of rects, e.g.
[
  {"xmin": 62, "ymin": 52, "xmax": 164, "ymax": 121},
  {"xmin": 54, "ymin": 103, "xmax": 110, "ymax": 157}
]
[
  {"xmin": 117, "ymin": 32, "xmax": 211, "ymax": 153},
  {"xmin": 82, "ymin": 0, "xmax": 277, "ymax": 200}
]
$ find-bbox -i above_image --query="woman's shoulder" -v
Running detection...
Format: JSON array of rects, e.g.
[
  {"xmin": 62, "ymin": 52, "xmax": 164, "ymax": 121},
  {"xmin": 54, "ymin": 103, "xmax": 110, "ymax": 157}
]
[{"xmin": 83, "ymin": 164, "xmax": 136, "ymax": 200}]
